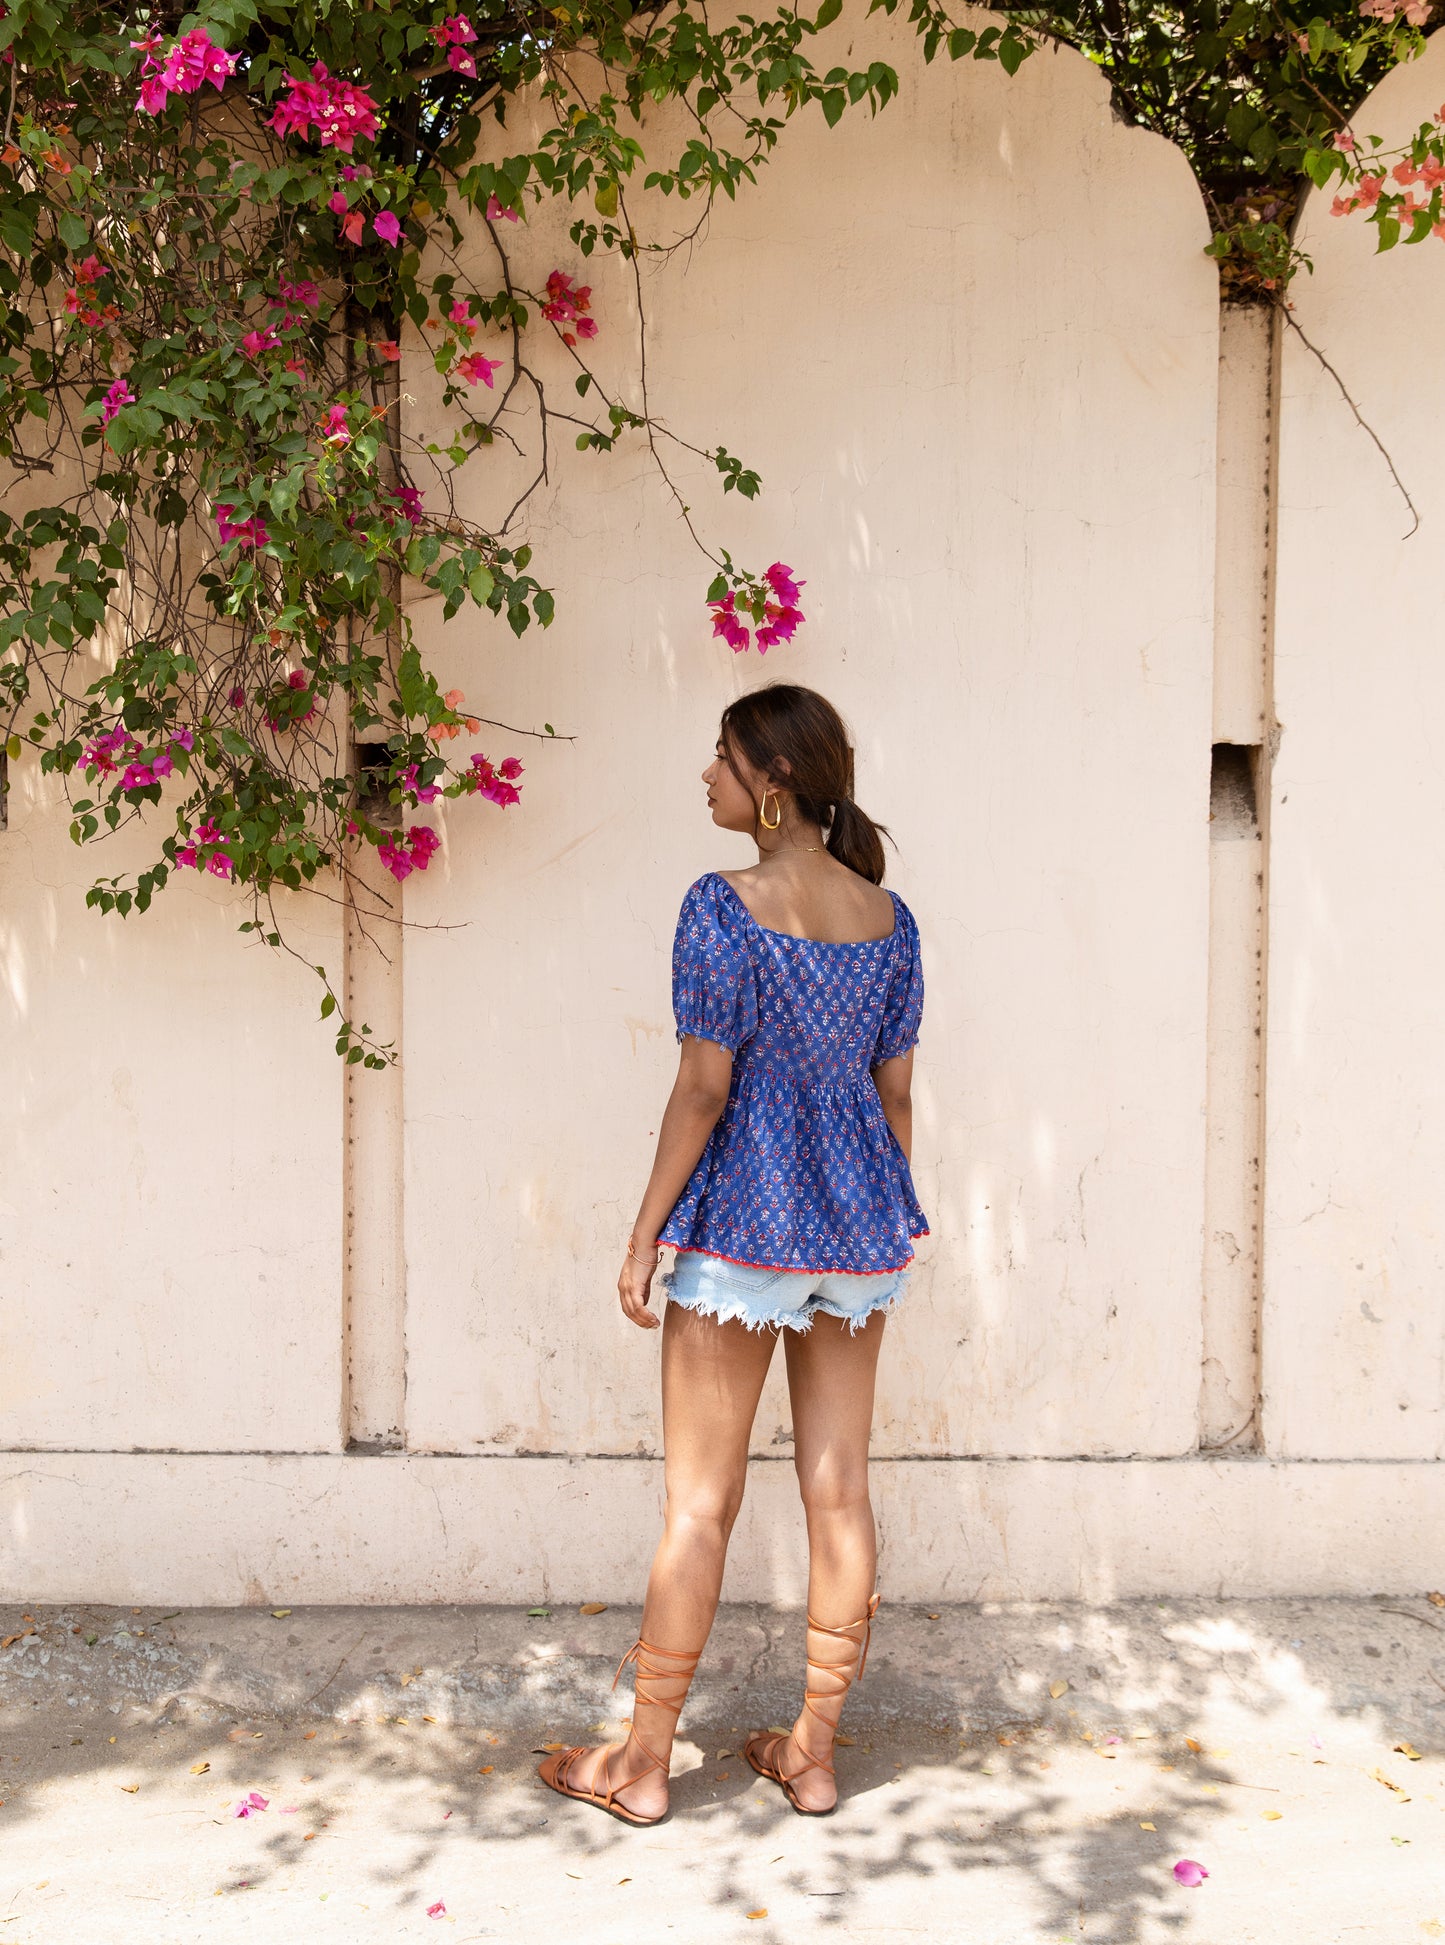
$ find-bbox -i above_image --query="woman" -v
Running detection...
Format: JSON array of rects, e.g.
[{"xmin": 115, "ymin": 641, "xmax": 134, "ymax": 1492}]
[{"xmin": 538, "ymin": 680, "xmax": 927, "ymax": 1825}]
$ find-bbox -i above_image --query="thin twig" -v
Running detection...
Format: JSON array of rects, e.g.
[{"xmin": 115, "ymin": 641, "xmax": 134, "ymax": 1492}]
[
  {"xmin": 1284, "ymin": 312, "xmax": 1419, "ymax": 539},
  {"xmin": 1377, "ymin": 1606, "xmax": 1444, "ymax": 1633}
]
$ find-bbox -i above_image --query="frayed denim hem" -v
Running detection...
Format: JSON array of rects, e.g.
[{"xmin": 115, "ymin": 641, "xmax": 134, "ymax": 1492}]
[{"xmin": 660, "ymin": 1278, "xmax": 906, "ymax": 1337}]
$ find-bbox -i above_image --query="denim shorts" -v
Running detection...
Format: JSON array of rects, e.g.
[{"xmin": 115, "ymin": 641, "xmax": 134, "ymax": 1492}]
[{"xmin": 658, "ymin": 1249, "xmax": 910, "ymax": 1336}]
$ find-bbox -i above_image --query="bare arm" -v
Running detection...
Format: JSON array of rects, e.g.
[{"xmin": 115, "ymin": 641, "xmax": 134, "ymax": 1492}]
[
  {"xmin": 870, "ymin": 1047, "xmax": 915, "ymax": 1163},
  {"xmin": 619, "ymin": 1035, "xmax": 735, "ymax": 1330}
]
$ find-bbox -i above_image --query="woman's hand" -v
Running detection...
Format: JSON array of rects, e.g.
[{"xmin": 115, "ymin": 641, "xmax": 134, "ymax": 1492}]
[{"xmin": 619, "ymin": 1240, "xmax": 664, "ymax": 1330}]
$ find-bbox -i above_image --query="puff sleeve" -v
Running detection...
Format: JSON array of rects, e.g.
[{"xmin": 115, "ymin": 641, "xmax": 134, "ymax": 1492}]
[
  {"xmin": 873, "ymin": 896, "xmax": 924, "ymax": 1062},
  {"xmin": 672, "ymin": 875, "xmax": 758, "ymax": 1054}
]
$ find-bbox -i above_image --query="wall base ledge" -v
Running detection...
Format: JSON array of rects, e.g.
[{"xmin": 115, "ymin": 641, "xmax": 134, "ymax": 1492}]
[{"xmin": 3, "ymin": 1453, "xmax": 1437, "ymax": 1604}]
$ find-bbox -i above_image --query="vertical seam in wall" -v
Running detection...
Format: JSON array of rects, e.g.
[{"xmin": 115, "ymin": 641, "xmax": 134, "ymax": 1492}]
[{"xmin": 1253, "ymin": 301, "xmax": 1285, "ymax": 1453}]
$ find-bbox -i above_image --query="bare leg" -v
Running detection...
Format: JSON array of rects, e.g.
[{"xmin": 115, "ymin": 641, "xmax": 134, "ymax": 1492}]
[
  {"xmin": 772, "ymin": 1308, "xmax": 888, "ymax": 1811},
  {"xmin": 542, "ymin": 1301, "xmax": 776, "ymax": 1820}
]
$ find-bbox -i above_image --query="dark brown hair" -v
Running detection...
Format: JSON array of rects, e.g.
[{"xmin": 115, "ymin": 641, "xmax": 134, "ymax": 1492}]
[{"xmin": 719, "ymin": 682, "xmax": 892, "ymax": 885}]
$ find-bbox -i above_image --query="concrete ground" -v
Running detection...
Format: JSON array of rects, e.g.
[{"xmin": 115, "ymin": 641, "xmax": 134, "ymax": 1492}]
[{"xmin": 1, "ymin": 1595, "xmax": 1443, "ymax": 1944}]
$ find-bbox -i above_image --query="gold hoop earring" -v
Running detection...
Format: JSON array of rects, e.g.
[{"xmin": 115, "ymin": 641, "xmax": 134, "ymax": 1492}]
[{"xmin": 759, "ymin": 788, "xmax": 782, "ymax": 831}]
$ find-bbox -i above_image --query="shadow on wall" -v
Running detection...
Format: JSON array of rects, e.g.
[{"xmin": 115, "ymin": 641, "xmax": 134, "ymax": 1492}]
[{"xmin": 0, "ymin": 1596, "xmax": 1441, "ymax": 1939}]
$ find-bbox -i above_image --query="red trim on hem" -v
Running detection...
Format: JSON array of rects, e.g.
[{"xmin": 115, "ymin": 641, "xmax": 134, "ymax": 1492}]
[{"xmin": 662, "ymin": 1232, "xmax": 929, "ymax": 1278}]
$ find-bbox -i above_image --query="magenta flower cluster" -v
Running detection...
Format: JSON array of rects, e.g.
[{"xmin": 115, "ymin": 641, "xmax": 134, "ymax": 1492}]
[
  {"xmin": 708, "ymin": 562, "xmax": 806, "ymax": 654},
  {"xmin": 176, "ymin": 817, "xmax": 234, "ymax": 879},
  {"xmin": 269, "ymin": 61, "xmax": 380, "ymax": 153},
  {"xmin": 465, "ymin": 752, "xmax": 524, "ymax": 807},
  {"xmin": 82, "ymin": 722, "xmax": 194, "ymax": 785},
  {"xmin": 100, "ymin": 378, "xmax": 134, "ymax": 423},
  {"xmin": 430, "ymin": 13, "xmax": 480, "ymax": 76},
  {"xmin": 215, "ymin": 504, "xmax": 269, "ymax": 549},
  {"xmin": 132, "ymin": 28, "xmax": 237, "ymax": 116},
  {"xmin": 378, "ymin": 824, "xmax": 441, "ymax": 881}
]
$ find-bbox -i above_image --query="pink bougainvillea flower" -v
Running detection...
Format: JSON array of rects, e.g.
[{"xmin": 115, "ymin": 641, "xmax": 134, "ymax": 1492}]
[
  {"xmin": 427, "ymin": 1903, "xmax": 447, "ymax": 1920},
  {"xmin": 82, "ymin": 726, "xmax": 135, "ymax": 773},
  {"xmin": 100, "ymin": 378, "xmax": 135, "ymax": 424},
  {"xmin": 214, "ymin": 505, "xmax": 270, "ymax": 550},
  {"xmin": 447, "ymin": 45, "xmax": 479, "ymax": 75},
  {"xmin": 135, "ymin": 27, "xmax": 236, "ymax": 114},
  {"xmin": 270, "ymin": 62, "xmax": 380, "ymax": 153},
  {"xmin": 498, "ymin": 756, "xmax": 524, "ymax": 780},
  {"xmin": 169, "ymin": 726, "xmax": 195, "ymax": 752},
  {"xmin": 467, "ymin": 752, "xmax": 523, "ymax": 806},
  {"xmin": 320, "ymin": 403, "xmax": 352, "ymax": 445},
  {"xmin": 456, "ymin": 352, "xmax": 501, "ymax": 387},
  {"xmin": 378, "ymin": 838, "xmax": 414, "ymax": 881},
  {"xmin": 386, "ymin": 482, "xmax": 425, "ymax": 525},
  {"xmin": 207, "ymin": 851, "xmax": 235, "ymax": 879},
  {"xmin": 374, "ymin": 339, "xmax": 401, "ymax": 362},
  {"xmin": 407, "ymin": 825, "xmax": 441, "ymax": 868},
  {"xmin": 372, "ymin": 210, "xmax": 403, "ymax": 246},
  {"xmin": 240, "ymin": 327, "xmax": 280, "ymax": 359},
  {"xmin": 74, "ymin": 254, "xmax": 105, "ymax": 284},
  {"xmin": 1172, "ymin": 1859, "xmax": 1209, "ymax": 1888},
  {"xmin": 277, "ymin": 278, "xmax": 322, "ymax": 310},
  {"xmin": 328, "ymin": 189, "xmax": 349, "ymax": 215},
  {"xmin": 449, "ymin": 298, "xmax": 478, "ymax": 334},
  {"xmin": 120, "ymin": 762, "xmax": 156, "ymax": 791},
  {"xmin": 176, "ymin": 842, "xmax": 199, "ymax": 868},
  {"xmin": 196, "ymin": 818, "xmax": 224, "ymax": 844},
  {"xmin": 764, "ymin": 560, "xmax": 805, "ymax": 607},
  {"xmin": 341, "ymin": 209, "xmax": 366, "ymax": 245},
  {"xmin": 228, "ymin": 686, "xmax": 246, "ymax": 708},
  {"xmin": 286, "ymin": 669, "xmax": 308, "ymax": 690},
  {"xmin": 150, "ymin": 751, "xmax": 175, "ymax": 780},
  {"xmin": 484, "ymin": 192, "xmax": 520, "ymax": 223},
  {"xmin": 430, "ymin": 13, "xmax": 478, "ymax": 44},
  {"xmin": 707, "ymin": 590, "xmax": 751, "ymax": 654},
  {"xmin": 1330, "ymin": 129, "xmax": 1357, "ymax": 152}
]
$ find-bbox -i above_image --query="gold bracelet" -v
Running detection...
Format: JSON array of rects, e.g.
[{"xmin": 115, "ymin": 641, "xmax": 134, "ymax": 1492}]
[{"xmin": 627, "ymin": 1236, "xmax": 661, "ymax": 1263}]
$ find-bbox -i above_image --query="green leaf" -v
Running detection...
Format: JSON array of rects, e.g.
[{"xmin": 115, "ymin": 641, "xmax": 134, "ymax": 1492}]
[
  {"xmin": 814, "ymin": 0, "xmax": 843, "ymax": 26},
  {"xmin": 397, "ymin": 645, "xmax": 430, "ymax": 719},
  {"xmin": 593, "ymin": 178, "xmax": 618, "ymax": 218},
  {"xmin": 57, "ymin": 211, "xmax": 90, "ymax": 253}
]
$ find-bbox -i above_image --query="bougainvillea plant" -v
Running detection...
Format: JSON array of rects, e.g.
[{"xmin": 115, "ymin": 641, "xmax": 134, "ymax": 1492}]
[
  {"xmin": 0, "ymin": 1, "xmax": 1439, "ymax": 1066},
  {"xmin": 1019, "ymin": 0, "xmax": 1445, "ymax": 298},
  {"xmin": 0, "ymin": 0, "xmax": 1034, "ymax": 1063}
]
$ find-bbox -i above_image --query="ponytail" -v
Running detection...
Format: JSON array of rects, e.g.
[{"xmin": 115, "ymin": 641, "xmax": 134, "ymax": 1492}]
[{"xmin": 826, "ymin": 796, "xmax": 887, "ymax": 884}]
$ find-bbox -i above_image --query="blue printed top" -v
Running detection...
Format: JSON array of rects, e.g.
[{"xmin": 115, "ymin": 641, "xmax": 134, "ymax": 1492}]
[{"xmin": 657, "ymin": 871, "xmax": 929, "ymax": 1275}]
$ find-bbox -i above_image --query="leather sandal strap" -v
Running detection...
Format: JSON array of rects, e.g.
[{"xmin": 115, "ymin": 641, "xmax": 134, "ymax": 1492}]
[{"xmin": 803, "ymin": 1591, "xmax": 881, "ymax": 1687}]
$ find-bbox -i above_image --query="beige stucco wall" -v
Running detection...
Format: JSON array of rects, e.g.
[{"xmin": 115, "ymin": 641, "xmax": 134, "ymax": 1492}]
[
  {"xmin": 4, "ymin": 11, "xmax": 1444, "ymax": 1600},
  {"xmin": 402, "ymin": 9, "xmax": 1218, "ymax": 1469},
  {"xmin": 1266, "ymin": 30, "xmax": 1445, "ymax": 1462}
]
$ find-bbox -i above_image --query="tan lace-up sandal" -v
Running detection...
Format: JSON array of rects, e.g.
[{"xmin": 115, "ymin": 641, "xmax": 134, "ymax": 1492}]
[
  {"xmin": 744, "ymin": 1591, "xmax": 880, "ymax": 1816},
  {"xmin": 537, "ymin": 1634, "xmax": 704, "ymax": 1828}
]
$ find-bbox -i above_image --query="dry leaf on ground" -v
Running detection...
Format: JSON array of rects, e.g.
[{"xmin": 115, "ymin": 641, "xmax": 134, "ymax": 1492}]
[
  {"xmin": 1393, "ymin": 1742, "xmax": 1422, "ymax": 1761},
  {"xmin": 579, "ymin": 1602, "xmax": 608, "ymax": 1615},
  {"xmin": 190, "ymin": 1762, "xmax": 210, "ymax": 1776},
  {"xmin": 1049, "ymin": 1681, "xmax": 1069, "ymax": 1699},
  {"xmin": 1139, "ymin": 1821, "xmax": 1156, "ymax": 1831}
]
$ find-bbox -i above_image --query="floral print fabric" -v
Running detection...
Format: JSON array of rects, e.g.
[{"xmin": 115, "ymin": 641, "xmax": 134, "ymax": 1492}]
[{"xmin": 657, "ymin": 871, "xmax": 929, "ymax": 1274}]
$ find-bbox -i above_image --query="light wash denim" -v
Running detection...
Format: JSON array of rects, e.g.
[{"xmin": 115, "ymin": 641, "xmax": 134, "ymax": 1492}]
[{"xmin": 658, "ymin": 1248, "xmax": 910, "ymax": 1336}]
